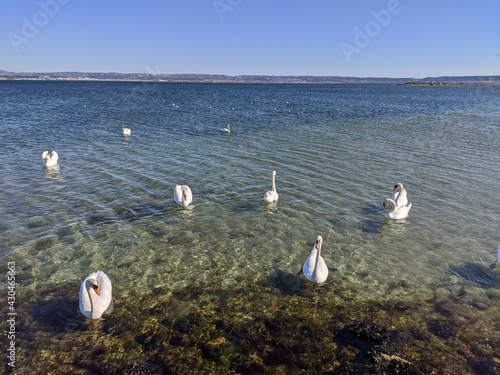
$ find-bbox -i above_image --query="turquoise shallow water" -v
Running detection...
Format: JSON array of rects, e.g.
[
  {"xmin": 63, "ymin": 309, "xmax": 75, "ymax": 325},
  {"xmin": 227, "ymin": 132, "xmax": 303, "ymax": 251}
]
[{"xmin": 1, "ymin": 81, "xmax": 499, "ymax": 373}]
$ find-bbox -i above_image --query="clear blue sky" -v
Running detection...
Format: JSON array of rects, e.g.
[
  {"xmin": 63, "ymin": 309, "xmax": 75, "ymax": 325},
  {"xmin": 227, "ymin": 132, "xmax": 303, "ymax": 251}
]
[{"xmin": 1, "ymin": 0, "xmax": 499, "ymax": 78}]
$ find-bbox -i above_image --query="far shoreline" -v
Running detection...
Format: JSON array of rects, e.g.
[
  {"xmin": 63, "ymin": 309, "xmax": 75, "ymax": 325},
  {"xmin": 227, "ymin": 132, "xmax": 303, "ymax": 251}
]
[
  {"xmin": 1, "ymin": 72, "xmax": 499, "ymax": 86},
  {"xmin": 1, "ymin": 77, "xmax": 499, "ymax": 86},
  {"xmin": 399, "ymin": 81, "xmax": 500, "ymax": 87}
]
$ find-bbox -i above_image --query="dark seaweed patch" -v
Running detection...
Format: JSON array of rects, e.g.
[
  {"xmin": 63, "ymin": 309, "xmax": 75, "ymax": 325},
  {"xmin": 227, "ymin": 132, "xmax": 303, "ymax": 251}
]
[{"xmin": 8, "ymin": 276, "xmax": 500, "ymax": 374}]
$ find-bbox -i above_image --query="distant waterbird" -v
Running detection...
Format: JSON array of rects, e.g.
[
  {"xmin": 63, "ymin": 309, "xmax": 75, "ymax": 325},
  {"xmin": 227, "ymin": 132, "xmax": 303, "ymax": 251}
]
[
  {"xmin": 391, "ymin": 182, "xmax": 408, "ymax": 207},
  {"xmin": 262, "ymin": 170, "xmax": 279, "ymax": 203},
  {"xmin": 383, "ymin": 198, "xmax": 412, "ymax": 220},
  {"xmin": 42, "ymin": 150, "xmax": 58, "ymax": 167},
  {"xmin": 174, "ymin": 185, "xmax": 193, "ymax": 208}
]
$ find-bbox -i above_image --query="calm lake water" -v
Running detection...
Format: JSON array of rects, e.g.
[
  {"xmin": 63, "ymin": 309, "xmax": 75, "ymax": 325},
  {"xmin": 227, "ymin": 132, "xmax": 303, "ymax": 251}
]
[{"xmin": 1, "ymin": 81, "xmax": 499, "ymax": 374}]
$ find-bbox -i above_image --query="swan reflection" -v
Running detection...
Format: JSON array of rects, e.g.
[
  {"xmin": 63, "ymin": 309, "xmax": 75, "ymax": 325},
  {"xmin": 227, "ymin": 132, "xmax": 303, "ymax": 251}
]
[
  {"xmin": 381, "ymin": 219, "xmax": 409, "ymax": 234},
  {"xmin": 44, "ymin": 164, "xmax": 61, "ymax": 178},
  {"xmin": 263, "ymin": 201, "xmax": 278, "ymax": 212}
]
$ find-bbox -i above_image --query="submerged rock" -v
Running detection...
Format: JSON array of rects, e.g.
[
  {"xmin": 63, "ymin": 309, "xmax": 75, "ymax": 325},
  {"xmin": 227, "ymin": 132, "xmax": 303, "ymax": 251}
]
[
  {"xmin": 8, "ymin": 276, "xmax": 500, "ymax": 374},
  {"xmin": 427, "ymin": 319, "xmax": 457, "ymax": 339},
  {"xmin": 334, "ymin": 322, "xmax": 418, "ymax": 374}
]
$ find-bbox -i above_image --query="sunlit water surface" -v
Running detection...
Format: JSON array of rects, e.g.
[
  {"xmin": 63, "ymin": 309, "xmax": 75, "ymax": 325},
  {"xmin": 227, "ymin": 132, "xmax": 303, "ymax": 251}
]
[{"xmin": 1, "ymin": 81, "xmax": 499, "ymax": 373}]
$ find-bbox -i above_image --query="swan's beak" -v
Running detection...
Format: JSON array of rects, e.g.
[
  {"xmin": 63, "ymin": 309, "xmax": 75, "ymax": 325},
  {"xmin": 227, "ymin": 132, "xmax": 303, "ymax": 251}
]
[
  {"xmin": 315, "ymin": 240, "xmax": 320, "ymax": 249},
  {"xmin": 383, "ymin": 202, "xmax": 387, "ymax": 208},
  {"xmin": 393, "ymin": 185, "xmax": 398, "ymax": 190},
  {"xmin": 92, "ymin": 285, "xmax": 101, "ymax": 295}
]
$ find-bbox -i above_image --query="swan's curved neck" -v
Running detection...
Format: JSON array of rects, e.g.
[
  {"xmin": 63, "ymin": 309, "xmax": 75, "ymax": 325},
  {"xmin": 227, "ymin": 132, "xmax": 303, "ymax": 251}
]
[
  {"xmin": 87, "ymin": 282, "xmax": 100, "ymax": 319},
  {"xmin": 387, "ymin": 199, "xmax": 397, "ymax": 211},
  {"xmin": 313, "ymin": 242, "xmax": 322, "ymax": 275},
  {"xmin": 271, "ymin": 173, "xmax": 276, "ymax": 192}
]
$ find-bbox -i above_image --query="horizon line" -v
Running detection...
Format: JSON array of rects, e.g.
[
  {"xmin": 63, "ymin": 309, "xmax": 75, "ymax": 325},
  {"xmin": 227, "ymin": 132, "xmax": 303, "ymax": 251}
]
[{"xmin": 1, "ymin": 70, "xmax": 499, "ymax": 81}]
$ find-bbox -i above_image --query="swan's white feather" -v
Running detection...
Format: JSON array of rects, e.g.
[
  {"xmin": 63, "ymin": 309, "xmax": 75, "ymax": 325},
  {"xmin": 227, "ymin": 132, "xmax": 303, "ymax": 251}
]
[
  {"xmin": 302, "ymin": 236, "xmax": 328, "ymax": 284},
  {"xmin": 384, "ymin": 198, "xmax": 412, "ymax": 220},
  {"xmin": 42, "ymin": 150, "xmax": 58, "ymax": 167},
  {"xmin": 262, "ymin": 170, "xmax": 279, "ymax": 203},
  {"xmin": 391, "ymin": 182, "xmax": 408, "ymax": 207},
  {"xmin": 174, "ymin": 185, "xmax": 193, "ymax": 207}
]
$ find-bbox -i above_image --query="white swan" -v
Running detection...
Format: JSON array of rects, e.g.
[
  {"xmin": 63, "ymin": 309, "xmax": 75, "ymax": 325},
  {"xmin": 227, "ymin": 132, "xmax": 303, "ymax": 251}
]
[
  {"xmin": 302, "ymin": 235, "xmax": 329, "ymax": 283},
  {"xmin": 383, "ymin": 198, "xmax": 412, "ymax": 220},
  {"xmin": 122, "ymin": 127, "xmax": 131, "ymax": 136},
  {"xmin": 223, "ymin": 123, "xmax": 231, "ymax": 134},
  {"xmin": 42, "ymin": 150, "xmax": 58, "ymax": 167},
  {"xmin": 391, "ymin": 182, "xmax": 408, "ymax": 207},
  {"xmin": 174, "ymin": 185, "xmax": 193, "ymax": 208},
  {"xmin": 79, "ymin": 271, "xmax": 112, "ymax": 319},
  {"xmin": 262, "ymin": 170, "xmax": 279, "ymax": 203}
]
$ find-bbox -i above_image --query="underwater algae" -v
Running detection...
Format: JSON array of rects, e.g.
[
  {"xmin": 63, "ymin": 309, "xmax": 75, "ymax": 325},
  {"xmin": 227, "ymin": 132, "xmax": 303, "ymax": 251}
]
[{"xmin": 4, "ymin": 271, "xmax": 500, "ymax": 375}]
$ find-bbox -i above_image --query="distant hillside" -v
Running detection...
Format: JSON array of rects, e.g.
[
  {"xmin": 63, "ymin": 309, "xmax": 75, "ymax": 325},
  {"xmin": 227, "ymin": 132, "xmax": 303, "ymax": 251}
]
[
  {"xmin": 0, "ymin": 71, "xmax": 412, "ymax": 83},
  {"xmin": 421, "ymin": 75, "xmax": 500, "ymax": 83},
  {"xmin": 0, "ymin": 71, "xmax": 498, "ymax": 85},
  {"xmin": 405, "ymin": 75, "xmax": 500, "ymax": 85}
]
